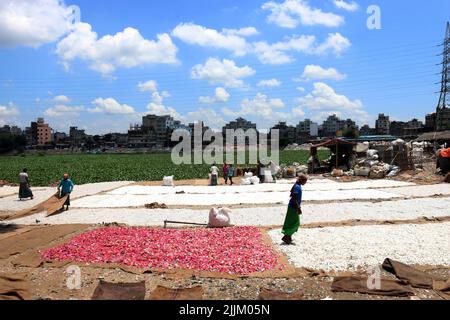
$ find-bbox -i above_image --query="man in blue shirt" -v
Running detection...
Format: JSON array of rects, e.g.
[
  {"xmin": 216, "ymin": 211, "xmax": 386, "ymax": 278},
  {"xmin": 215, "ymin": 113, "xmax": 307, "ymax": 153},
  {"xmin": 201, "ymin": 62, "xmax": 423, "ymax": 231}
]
[
  {"xmin": 282, "ymin": 174, "xmax": 308, "ymax": 245},
  {"xmin": 58, "ymin": 173, "xmax": 74, "ymax": 211}
]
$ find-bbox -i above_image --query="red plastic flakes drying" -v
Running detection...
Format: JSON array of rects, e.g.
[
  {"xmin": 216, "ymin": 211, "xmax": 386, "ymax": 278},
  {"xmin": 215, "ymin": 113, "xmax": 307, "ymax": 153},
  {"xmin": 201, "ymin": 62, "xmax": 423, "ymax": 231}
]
[{"xmin": 42, "ymin": 226, "xmax": 280, "ymax": 275}]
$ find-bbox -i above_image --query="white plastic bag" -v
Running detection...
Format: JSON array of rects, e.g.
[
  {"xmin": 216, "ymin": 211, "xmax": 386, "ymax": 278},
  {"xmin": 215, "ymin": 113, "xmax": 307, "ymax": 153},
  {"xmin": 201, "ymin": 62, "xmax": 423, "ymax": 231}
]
[
  {"xmin": 163, "ymin": 176, "xmax": 174, "ymax": 186},
  {"xmin": 241, "ymin": 178, "xmax": 252, "ymax": 185},
  {"xmin": 250, "ymin": 176, "xmax": 260, "ymax": 185},
  {"xmin": 264, "ymin": 169, "xmax": 273, "ymax": 183},
  {"xmin": 244, "ymin": 172, "xmax": 253, "ymax": 179},
  {"xmin": 366, "ymin": 149, "xmax": 378, "ymax": 158},
  {"xmin": 208, "ymin": 207, "xmax": 231, "ymax": 228}
]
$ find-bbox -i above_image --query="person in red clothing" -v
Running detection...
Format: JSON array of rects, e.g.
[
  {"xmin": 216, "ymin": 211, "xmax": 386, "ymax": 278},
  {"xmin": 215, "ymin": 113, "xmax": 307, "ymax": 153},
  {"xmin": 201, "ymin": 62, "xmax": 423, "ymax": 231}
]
[{"xmin": 222, "ymin": 163, "xmax": 229, "ymax": 185}]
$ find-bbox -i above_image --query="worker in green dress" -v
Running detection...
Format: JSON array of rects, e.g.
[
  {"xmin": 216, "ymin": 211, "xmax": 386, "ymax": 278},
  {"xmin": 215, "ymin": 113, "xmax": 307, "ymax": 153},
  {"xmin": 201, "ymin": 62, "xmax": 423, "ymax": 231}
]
[{"xmin": 282, "ymin": 174, "xmax": 308, "ymax": 245}]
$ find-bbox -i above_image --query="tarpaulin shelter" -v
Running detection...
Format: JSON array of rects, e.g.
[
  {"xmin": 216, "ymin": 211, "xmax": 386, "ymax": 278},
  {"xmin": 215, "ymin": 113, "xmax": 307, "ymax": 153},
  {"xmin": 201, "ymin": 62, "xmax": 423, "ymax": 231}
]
[
  {"xmin": 309, "ymin": 138, "xmax": 355, "ymax": 173},
  {"xmin": 416, "ymin": 131, "xmax": 450, "ymax": 145}
]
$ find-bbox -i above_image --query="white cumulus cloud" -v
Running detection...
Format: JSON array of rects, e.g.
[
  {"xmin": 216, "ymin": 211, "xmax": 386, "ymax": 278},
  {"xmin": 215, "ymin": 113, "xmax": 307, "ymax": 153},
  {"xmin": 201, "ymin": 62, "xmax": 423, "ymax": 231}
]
[
  {"xmin": 333, "ymin": 0, "xmax": 359, "ymax": 12},
  {"xmin": 199, "ymin": 87, "xmax": 230, "ymax": 104},
  {"xmin": 45, "ymin": 104, "xmax": 84, "ymax": 118},
  {"xmin": 138, "ymin": 80, "xmax": 158, "ymax": 92},
  {"xmin": 302, "ymin": 65, "xmax": 346, "ymax": 81},
  {"xmin": 253, "ymin": 33, "xmax": 350, "ymax": 65},
  {"xmin": 297, "ymin": 82, "xmax": 370, "ymax": 123},
  {"xmin": 146, "ymin": 90, "xmax": 183, "ymax": 120},
  {"xmin": 89, "ymin": 98, "xmax": 135, "ymax": 115},
  {"xmin": 262, "ymin": 0, "xmax": 344, "ymax": 28},
  {"xmin": 0, "ymin": 103, "xmax": 20, "ymax": 125},
  {"xmin": 222, "ymin": 93, "xmax": 287, "ymax": 120},
  {"xmin": 191, "ymin": 58, "xmax": 255, "ymax": 88},
  {"xmin": 172, "ymin": 23, "xmax": 257, "ymax": 56},
  {"xmin": 258, "ymin": 79, "xmax": 282, "ymax": 88},
  {"xmin": 315, "ymin": 33, "xmax": 351, "ymax": 56},
  {"xmin": 187, "ymin": 108, "xmax": 226, "ymax": 130},
  {"xmin": 56, "ymin": 22, "xmax": 178, "ymax": 75},
  {"xmin": 0, "ymin": 0, "xmax": 79, "ymax": 48},
  {"xmin": 53, "ymin": 95, "xmax": 71, "ymax": 103}
]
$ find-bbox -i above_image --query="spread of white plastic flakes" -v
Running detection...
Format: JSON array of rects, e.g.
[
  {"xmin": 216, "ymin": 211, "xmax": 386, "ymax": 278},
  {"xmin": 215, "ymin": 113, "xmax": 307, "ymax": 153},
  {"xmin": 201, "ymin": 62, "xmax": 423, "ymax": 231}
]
[
  {"xmin": 10, "ymin": 197, "xmax": 450, "ymax": 226},
  {"xmin": 107, "ymin": 179, "xmax": 415, "ymax": 196},
  {"xmin": 269, "ymin": 222, "xmax": 450, "ymax": 271},
  {"xmin": 71, "ymin": 188, "xmax": 403, "ymax": 208}
]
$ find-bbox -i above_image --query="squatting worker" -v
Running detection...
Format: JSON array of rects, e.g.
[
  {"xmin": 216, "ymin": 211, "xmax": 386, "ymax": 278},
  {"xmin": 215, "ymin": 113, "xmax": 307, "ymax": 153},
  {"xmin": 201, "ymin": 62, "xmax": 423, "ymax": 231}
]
[
  {"xmin": 282, "ymin": 174, "xmax": 308, "ymax": 245},
  {"xmin": 19, "ymin": 168, "xmax": 34, "ymax": 200},
  {"xmin": 58, "ymin": 173, "xmax": 74, "ymax": 211},
  {"xmin": 210, "ymin": 163, "xmax": 219, "ymax": 186}
]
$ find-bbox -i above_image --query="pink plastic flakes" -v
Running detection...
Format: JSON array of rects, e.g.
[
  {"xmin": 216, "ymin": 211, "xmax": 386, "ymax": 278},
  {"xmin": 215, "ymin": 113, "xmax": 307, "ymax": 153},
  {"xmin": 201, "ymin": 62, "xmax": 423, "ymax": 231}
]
[{"xmin": 41, "ymin": 226, "xmax": 280, "ymax": 275}]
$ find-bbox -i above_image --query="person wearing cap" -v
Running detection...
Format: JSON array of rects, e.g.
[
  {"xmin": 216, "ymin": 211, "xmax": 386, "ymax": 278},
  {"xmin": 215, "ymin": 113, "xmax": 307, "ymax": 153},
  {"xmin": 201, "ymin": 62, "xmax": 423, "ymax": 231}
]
[
  {"xmin": 281, "ymin": 174, "xmax": 308, "ymax": 245},
  {"xmin": 57, "ymin": 173, "xmax": 74, "ymax": 211}
]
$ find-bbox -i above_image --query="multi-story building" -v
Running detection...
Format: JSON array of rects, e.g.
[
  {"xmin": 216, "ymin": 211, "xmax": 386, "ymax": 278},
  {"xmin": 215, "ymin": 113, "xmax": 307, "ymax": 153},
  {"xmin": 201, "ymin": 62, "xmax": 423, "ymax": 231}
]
[
  {"xmin": 222, "ymin": 117, "xmax": 257, "ymax": 135},
  {"xmin": 389, "ymin": 121, "xmax": 406, "ymax": 137},
  {"xmin": 69, "ymin": 127, "xmax": 86, "ymax": 146},
  {"xmin": 375, "ymin": 114, "xmax": 390, "ymax": 135},
  {"xmin": 403, "ymin": 119, "xmax": 424, "ymax": 139},
  {"xmin": 297, "ymin": 119, "xmax": 319, "ymax": 137},
  {"xmin": 343, "ymin": 119, "xmax": 358, "ymax": 131},
  {"xmin": 54, "ymin": 132, "xmax": 67, "ymax": 143},
  {"xmin": 28, "ymin": 118, "xmax": 53, "ymax": 146},
  {"xmin": 389, "ymin": 119, "xmax": 423, "ymax": 139},
  {"xmin": 0, "ymin": 125, "xmax": 22, "ymax": 135},
  {"xmin": 128, "ymin": 114, "xmax": 178, "ymax": 148},
  {"xmin": 271, "ymin": 122, "xmax": 296, "ymax": 146},
  {"xmin": 359, "ymin": 125, "xmax": 376, "ymax": 136},
  {"xmin": 322, "ymin": 114, "xmax": 341, "ymax": 137}
]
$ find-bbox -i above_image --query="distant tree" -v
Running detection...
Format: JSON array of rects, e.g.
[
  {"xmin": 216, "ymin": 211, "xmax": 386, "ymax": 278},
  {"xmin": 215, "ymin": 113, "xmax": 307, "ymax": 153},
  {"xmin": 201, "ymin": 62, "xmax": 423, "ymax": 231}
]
[
  {"xmin": 0, "ymin": 134, "xmax": 27, "ymax": 154},
  {"xmin": 104, "ymin": 134, "xmax": 113, "ymax": 142}
]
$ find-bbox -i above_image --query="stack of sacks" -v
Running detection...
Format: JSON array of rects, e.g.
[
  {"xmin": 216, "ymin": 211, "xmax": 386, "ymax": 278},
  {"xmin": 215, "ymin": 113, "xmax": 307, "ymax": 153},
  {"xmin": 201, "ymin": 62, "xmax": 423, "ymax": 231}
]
[{"xmin": 208, "ymin": 208, "xmax": 231, "ymax": 228}]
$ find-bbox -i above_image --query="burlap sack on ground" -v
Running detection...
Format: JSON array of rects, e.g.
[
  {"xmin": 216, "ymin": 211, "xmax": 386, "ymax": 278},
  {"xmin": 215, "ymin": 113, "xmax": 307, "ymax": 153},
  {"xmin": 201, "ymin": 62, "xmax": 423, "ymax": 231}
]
[
  {"xmin": 0, "ymin": 224, "xmax": 87, "ymax": 260},
  {"xmin": 331, "ymin": 276, "xmax": 415, "ymax": 297},
  {"xmin": 433, "ymin": 280, "xmax": 450, "ymax": 300},
  {"xmin": 91, "ymin": 281, "xmax": 146, "ymax": 300},
  {"xmin": 0, "ymin": 273, "xmax": 31, "ymax": 300},
  {"xmin": 381, "ymin": 258, "xmax": 436, "ymax": 289},
  {"xmin": 7, "ymin": 192, "xmax": 68, "ymax": 220}
]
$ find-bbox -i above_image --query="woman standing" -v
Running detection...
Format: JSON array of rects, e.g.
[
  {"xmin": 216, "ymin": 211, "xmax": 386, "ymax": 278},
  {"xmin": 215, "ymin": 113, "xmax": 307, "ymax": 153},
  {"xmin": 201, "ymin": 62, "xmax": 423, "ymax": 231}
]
[
  {"xmin": 227, "ymin": 164, "xmax": 235, "ymax": 185},
  {"xmin": 18, "ymin": 168, "xmax": 34, "ymax": 200},
  {"xmin": 281, "ymin": 174, "xmax": 308, "ymax": 245},
  {"xmin": 222, "ymin": 163, "xmax": 229, "ymax": 185}
]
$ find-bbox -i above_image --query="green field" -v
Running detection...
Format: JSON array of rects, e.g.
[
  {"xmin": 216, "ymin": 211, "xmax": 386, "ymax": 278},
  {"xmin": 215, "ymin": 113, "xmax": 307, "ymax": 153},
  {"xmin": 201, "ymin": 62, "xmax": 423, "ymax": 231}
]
[{"xmin": 0, "ymin": 150, "xmax": 329, "ymax": 186}]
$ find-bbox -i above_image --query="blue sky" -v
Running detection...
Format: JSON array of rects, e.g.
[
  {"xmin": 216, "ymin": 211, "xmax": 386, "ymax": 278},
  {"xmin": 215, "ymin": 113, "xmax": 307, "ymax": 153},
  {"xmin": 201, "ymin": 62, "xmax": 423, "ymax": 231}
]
[{"xmin": 0, "ymin": 0, "xmax": 449, "ymax": 134}]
